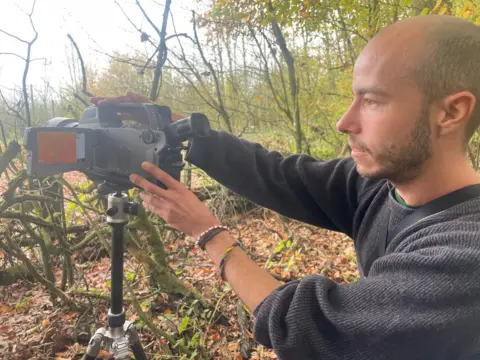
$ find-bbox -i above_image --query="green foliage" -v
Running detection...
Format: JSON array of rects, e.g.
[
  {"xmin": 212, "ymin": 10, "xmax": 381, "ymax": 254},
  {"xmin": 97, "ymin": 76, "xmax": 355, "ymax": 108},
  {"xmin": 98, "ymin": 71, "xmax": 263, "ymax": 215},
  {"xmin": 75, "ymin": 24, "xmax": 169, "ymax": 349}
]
[{"xmin": 14, "ymin": 295, "xmax": 33, "ymax": 310}]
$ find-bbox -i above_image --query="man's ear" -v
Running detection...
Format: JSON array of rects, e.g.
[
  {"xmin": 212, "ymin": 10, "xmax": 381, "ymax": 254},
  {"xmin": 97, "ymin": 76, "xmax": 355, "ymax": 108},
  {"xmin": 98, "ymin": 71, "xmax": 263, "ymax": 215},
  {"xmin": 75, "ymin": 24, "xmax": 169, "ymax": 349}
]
[{"xmin": 435, "ymin": 91, "xmax": 476, "ymax": 136}]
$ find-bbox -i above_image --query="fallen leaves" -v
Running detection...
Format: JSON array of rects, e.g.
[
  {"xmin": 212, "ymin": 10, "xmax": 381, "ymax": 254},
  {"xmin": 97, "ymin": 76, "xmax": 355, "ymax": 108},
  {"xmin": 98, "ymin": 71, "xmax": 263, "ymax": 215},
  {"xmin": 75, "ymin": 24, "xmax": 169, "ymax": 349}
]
[{"xmin": 0, "ymin": 167, "xmax": 359, "ymax": 360}]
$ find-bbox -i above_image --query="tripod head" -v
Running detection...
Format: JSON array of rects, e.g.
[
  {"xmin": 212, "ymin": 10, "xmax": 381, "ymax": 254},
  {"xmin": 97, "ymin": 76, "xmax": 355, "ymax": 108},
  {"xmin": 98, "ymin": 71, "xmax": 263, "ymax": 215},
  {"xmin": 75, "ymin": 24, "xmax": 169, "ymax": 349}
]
[{"xmin": 105, "ymin": 190, "xmax": 138, "ymax": 225}]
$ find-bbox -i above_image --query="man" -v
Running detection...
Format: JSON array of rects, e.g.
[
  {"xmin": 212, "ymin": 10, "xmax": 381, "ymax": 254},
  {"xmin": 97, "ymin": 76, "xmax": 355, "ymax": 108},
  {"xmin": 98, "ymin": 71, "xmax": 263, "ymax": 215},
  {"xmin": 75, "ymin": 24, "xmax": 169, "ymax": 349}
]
[{"xmin": 90, "ymin": 15, "xmax": 480, "ymax": 360}]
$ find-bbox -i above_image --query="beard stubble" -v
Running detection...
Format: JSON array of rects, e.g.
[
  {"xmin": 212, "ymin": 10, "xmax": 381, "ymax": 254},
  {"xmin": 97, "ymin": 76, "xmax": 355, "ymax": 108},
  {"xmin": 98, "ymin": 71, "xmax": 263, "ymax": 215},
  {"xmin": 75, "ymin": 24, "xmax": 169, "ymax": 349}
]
[{"xmin": 354, "ymin": 106, "xmax": 433, "ymax": 184}]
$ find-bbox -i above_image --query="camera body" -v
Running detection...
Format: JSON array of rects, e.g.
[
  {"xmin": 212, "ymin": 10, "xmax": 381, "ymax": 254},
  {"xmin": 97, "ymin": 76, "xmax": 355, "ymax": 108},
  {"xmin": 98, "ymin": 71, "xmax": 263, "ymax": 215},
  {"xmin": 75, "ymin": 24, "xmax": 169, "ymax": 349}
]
[{"xmin": 23, "ymin": 103, "xmax": 210, "ymax": 193}]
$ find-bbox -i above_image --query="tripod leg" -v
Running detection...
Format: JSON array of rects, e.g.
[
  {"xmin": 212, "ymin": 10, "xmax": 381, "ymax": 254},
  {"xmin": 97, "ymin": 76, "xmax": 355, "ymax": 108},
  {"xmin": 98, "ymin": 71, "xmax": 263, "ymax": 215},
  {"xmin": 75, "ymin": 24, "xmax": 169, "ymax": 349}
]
[
  {"xmin": 127, "ymin": 323, "xmax": 148, "ymax": 360},
  {"xmin": 83, "ymin": 327, "xmax": 106, "ymax": 360}
]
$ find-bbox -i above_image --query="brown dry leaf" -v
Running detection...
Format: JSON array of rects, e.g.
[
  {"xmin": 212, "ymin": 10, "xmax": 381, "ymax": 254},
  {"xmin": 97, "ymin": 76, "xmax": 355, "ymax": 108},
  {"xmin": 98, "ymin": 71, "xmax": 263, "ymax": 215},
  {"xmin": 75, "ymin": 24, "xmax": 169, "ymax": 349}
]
[
  {"xmin": 227, "ymin": 342, "xmax": 239, "ymax": 351},
  {"xmin": 0, "ymin": 325, "xmax": 12, "ymax": 333},
  {"xmin": 0, "ymin": 305, "xmax": 12, "ymax": 313},
  {"xmin": 211, "ymin": 332, "xmax": 221, "ymax": 342}
]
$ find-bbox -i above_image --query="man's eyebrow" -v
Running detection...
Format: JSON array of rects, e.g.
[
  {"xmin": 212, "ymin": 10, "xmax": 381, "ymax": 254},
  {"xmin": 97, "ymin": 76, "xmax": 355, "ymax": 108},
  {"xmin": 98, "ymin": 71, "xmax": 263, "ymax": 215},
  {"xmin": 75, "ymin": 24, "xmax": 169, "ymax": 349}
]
[{"xmin": 354, "ymin": 88, "xmax": 390, "ymax": 97}]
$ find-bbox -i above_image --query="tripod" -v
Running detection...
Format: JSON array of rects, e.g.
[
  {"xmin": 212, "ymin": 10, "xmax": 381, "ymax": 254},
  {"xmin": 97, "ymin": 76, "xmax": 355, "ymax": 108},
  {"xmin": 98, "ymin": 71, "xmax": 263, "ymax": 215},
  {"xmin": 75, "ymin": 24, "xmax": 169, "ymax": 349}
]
[{"xmin": 83, "ymin": 189, "xmax": 148, "ymax": 360}]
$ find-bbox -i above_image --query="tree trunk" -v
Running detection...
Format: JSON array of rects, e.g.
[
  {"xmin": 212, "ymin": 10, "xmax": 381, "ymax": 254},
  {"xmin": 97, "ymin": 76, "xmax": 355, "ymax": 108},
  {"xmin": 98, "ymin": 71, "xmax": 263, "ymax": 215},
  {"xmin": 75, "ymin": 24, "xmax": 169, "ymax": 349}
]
[{"xmin": 268, "ymin": 2, "xmax": 302, "ymax": 152}]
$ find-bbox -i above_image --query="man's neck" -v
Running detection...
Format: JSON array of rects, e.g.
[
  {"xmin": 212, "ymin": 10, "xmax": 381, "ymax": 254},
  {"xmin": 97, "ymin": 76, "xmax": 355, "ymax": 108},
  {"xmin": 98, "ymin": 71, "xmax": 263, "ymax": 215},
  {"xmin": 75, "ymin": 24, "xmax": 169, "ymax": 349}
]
[{"xmin": 393, "ymin": 155, "xmax": 480, "ymax": 207}]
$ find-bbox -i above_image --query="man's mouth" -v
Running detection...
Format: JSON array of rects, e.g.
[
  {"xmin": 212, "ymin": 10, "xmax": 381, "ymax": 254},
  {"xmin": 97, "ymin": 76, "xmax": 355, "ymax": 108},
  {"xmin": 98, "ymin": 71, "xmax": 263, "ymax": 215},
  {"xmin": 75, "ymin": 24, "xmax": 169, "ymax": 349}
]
[
  {"xmin": 351, "ymin": 148, "xmax": 366, "ymax": 158},
  {"xmin": 349, "ymin": 141, "xmax": 369, "ymax": 157}
]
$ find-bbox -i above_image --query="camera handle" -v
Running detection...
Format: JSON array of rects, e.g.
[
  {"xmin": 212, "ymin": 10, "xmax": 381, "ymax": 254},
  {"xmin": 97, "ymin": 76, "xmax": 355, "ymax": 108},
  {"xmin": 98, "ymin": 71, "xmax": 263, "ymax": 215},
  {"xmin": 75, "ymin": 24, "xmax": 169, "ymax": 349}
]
[{"xmin": 83, "ymin": 191, "xmax": 148, "ymax": 360}]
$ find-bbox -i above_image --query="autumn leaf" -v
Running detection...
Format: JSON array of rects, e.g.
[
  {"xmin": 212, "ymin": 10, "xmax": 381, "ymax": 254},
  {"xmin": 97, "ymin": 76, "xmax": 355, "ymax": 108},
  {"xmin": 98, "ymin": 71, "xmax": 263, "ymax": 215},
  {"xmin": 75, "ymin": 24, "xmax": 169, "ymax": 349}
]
[
  {"xmin": 461, "ymin": 0, "xmax": 473, "ymax": 18},
  {"xmin": 438, "ymin": 4, "xmax": 449, "ymax": 15},
  {"xmin": 431, "ymin": 0, "xmax": 443, "ymax": 13},
  {"xmin": 0, "ymin": 305, "xmax": 12, "ymax": 313},
  {"xmin": 228, "ymin": 342, "xmax": 239, "ymax": 351},
  {"xmin": 211, "ymin": 332, "xmax": 221, "ymax": 342}
]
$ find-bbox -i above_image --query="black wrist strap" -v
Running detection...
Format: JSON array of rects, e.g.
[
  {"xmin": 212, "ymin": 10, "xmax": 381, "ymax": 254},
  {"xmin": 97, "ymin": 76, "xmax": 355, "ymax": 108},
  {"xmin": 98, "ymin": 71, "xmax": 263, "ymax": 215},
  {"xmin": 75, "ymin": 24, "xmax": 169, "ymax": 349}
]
[{"xmin": 198, "ymin": 227, "xmax": 229, "ymax": 250}]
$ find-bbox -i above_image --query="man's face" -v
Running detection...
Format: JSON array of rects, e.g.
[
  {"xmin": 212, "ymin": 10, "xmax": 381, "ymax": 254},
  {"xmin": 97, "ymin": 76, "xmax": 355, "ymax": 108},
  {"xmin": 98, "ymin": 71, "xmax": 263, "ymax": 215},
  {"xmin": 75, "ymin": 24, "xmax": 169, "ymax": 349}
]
[{"xmin": 336, "ymin": 35, "xmax": 434, "ymax": 184}]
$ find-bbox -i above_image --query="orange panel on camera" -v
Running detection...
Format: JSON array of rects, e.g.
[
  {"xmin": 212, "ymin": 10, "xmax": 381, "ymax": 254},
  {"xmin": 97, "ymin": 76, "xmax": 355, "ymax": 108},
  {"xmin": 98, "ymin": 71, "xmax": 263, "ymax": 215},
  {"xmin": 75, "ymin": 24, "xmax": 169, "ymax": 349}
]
[{"xmin": 37, "ymin": 132, "xmax": 77, "ymax": 164}]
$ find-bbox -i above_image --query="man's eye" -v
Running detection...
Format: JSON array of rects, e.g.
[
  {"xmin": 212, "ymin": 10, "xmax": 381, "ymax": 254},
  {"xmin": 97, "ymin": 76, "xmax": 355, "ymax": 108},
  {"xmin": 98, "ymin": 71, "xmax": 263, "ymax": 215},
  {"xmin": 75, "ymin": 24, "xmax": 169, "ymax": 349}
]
[{"xmin": 363, "ymin": 98, "xmax": 377, "ymax": 105}]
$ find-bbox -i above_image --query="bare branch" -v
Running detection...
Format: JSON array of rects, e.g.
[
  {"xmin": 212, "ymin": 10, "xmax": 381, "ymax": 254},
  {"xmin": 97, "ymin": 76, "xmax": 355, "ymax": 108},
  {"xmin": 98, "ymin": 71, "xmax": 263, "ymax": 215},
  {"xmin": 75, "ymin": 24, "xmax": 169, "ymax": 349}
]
[
  {"xmin": 0, "ymin": 89, "xmax": 26, "ymax": 123},
  {"xmin": 138, "ymin": 33, "xmax": 194, "ymax": 75},
  {"xmin": 114, "ymin": 0, "xmax": 192, "ymax": 80},
  {"xmin": 0, "ymin": 53, "xmax": 46, "ymax": 63},
  {"xmin": 0, "ymin": 52, "xmax": 27, "ymax": 61},
  {"xmin": 166, "ymin": 33, "xmax": 194, "ymax": 43},
  {"xmin": 0, "ymin": 29, "xmax": 28, "ymax": 44},
  {"xmin": 165, "ymin": 55, "xmax": 219, "ymax": 112},
  {"xmin": 2, "ymin": 0, "xmax": 41, "ymax": 128},
  {"xmin": 114, "ymin": 0, "xmax": 157, "ymax": 48},
  {"xmin": 259, "ymin": 29, "xmax": 290, "ymax": 111},
  {"xmin": 136, "ymin": 0, "xmax": 162, "ymax": 36},
  {"xmin": 192, "ymin": 11, "xmax": 233, "ymax": 132},
  {"xmin": 67, "ymin": 34, "xmax": 94, "ymax": 98},
  {"xmin": 249, "ymin": 27, "xmax": 291, "ymax": 121},
  {"xmin": 74, "ymin": 93, "xmax": 89, "ymax": 107},
  {"xmin": 149, "ymin": 0, "xmax": 172, "ymax": 101},
  {"xmin": 46, "ymin": 84, "xmax": 85, "ymax": 114}
]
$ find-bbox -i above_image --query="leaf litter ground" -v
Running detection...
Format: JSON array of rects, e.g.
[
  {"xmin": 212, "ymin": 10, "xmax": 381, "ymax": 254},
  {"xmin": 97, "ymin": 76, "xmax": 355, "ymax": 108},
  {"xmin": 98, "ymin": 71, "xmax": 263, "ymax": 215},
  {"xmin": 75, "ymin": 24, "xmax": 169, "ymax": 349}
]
[{"xmin": 0, "ymin": 170, "xmax": 358, "ymax": 359}]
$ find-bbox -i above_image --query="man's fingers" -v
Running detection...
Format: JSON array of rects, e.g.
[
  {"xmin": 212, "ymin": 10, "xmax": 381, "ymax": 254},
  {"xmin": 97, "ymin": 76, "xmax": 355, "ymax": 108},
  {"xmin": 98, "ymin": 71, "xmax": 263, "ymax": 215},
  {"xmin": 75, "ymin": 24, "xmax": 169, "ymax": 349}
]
[
  {"xmin": 99, "ymin": 95, "xmax": 132, "ymax": 105},
  {"xmin": 171, "ymin": 112, "xmax": 186, "ymax": 122},
  {"xmin": 89, "ymin": 91, "xmax": 151, "ymax": 106},
  {"xmin": 141, "ymin": 162, "xmax": 181, "ymax": 190},
  {"xmin": 89, "ymin": 96, "xmax": 107, "ymax": 105},
  {"xmin": 130, "ymin": 173, "xmax": 170, "ymax": 198},
  {"xmin": 126, "ymin": 91, "xmax": 152, "ymax": 103},
  {"xmin": 141, "ymin": 192, "xmax": 165, "ymax": 211}
]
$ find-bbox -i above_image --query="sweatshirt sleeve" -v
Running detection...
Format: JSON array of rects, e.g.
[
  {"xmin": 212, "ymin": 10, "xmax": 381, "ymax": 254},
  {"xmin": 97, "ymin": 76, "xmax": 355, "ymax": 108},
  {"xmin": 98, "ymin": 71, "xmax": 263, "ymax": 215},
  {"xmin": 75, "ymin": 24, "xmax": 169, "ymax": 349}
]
[
  {"xmin": 185, "ymin": 130, "xmax": 366, "ymax": 236},
  {"xmin": 252, "ymin": 231, "xmax": 480, "ymax": 360}
]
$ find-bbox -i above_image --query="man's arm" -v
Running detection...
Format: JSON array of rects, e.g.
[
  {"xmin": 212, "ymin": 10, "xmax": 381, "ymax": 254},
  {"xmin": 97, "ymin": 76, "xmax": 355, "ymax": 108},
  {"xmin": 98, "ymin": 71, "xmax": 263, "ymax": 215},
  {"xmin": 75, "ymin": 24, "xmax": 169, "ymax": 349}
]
[
  {"xmin": 203, "ymin": 230, "xmax": 282, "ymax": 311},
  {"xmin": 248, "ymin": 231, "xmax": 480, "ymax": 360},
  {"xmin": 186, "ymin": 130, "xmax": 371, "ymax": 237},
  {"xmin": 208, "ymin": 229, "xmax": 480, "ymax": 360}
]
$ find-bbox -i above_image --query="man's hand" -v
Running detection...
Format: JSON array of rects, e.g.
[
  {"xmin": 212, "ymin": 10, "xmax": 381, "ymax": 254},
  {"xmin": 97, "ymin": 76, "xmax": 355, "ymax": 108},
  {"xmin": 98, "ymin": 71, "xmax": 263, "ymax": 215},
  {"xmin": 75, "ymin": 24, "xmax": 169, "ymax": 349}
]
[
  {"xmin": 130, "ymin": 161, "xmax": 220, "ymax": 238},
  {"xmin": 90, "ymin": 91, "xmax": 152, "ymax": 106},
  {"xmin": 89, "ymin": 90, "xmax": 186, "ymax": 123},
  {"xmin": 130, "ymin": 162, "xmax": 281, "ymax": 313}
]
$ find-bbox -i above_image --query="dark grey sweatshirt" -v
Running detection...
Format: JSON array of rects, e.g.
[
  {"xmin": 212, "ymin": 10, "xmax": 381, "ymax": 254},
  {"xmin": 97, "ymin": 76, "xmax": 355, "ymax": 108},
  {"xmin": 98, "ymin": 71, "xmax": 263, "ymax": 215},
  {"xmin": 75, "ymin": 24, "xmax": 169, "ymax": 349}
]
[{"xmin": 185, "ymin": 129, "xmax": 480, "ymax": 360}]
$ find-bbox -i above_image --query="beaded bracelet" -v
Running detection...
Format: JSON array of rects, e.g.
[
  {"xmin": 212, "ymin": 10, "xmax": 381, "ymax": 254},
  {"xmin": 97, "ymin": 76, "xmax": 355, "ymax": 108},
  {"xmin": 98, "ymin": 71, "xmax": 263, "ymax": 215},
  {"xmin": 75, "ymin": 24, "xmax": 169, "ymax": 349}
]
[
  {"xmin": 219, "ymin": 241, "xmax": 246, "ymax": 281},
  {"xmin": 197, "ymin": 225, "xmax": 230, "ymax": 250}
]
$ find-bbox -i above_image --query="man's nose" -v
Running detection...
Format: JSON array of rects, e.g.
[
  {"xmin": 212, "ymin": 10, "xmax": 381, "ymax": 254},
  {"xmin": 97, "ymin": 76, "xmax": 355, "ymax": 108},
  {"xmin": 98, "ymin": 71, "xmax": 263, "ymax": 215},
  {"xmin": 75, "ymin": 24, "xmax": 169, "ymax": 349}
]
[{"xmin": 336, "ymin": 104, "xmax": 361, "ymax": 134}]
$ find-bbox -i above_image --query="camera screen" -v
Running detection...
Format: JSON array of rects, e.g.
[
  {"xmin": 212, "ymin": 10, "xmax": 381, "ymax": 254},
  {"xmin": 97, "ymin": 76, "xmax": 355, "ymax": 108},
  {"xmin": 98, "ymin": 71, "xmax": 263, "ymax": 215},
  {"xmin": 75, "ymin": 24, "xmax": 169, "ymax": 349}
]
[{"xmin": 37, "ymin": 131, "xmax": 84, "ymax": 164}]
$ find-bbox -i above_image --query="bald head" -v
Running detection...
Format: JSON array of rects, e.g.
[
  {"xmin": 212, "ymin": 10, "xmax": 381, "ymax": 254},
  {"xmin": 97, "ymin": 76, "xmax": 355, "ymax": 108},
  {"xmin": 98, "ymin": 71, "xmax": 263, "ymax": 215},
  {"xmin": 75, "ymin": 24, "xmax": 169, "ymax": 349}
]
[{"xmin": 365, "ymin": 15, "xmax": 480, "ymax": 143}]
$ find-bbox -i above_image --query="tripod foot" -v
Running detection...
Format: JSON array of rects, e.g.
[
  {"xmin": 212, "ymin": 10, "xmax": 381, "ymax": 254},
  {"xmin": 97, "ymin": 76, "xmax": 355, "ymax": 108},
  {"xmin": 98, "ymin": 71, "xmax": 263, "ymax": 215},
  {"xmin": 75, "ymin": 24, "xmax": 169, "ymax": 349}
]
[
  {"xmin": 83, "ymin": 327, "xmax": 106, "ymax": 360},
  {"xmin": 127, "ymin": 323, "xmax": 148, "ymax": 360}
]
